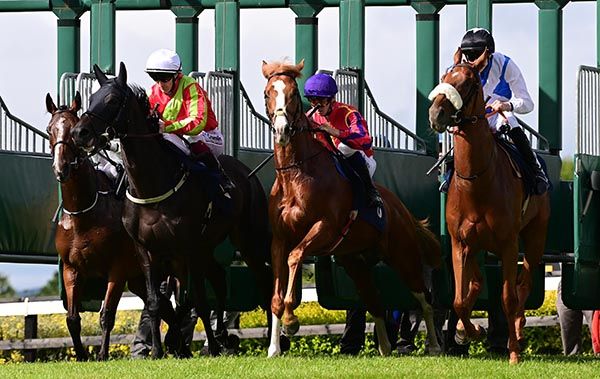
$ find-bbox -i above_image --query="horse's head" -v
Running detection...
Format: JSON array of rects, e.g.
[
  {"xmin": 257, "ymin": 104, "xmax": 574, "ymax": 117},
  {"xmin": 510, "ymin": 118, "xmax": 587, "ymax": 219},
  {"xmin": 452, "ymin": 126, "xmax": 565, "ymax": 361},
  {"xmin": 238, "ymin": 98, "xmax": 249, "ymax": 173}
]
[
  {"xmin": 262, "ymin": 60, "xmax": 305, "ymax": 145},
  {"xmin": 46, "ymin": 92, "xmax": 83, "ymax": 182},
  {"xmin": 428, "ymin": 48, "xmax": 489, "ymax": 133},
  {"xmin": 72, "ymin": 62, "xmax": 131, "ymax": 153}
]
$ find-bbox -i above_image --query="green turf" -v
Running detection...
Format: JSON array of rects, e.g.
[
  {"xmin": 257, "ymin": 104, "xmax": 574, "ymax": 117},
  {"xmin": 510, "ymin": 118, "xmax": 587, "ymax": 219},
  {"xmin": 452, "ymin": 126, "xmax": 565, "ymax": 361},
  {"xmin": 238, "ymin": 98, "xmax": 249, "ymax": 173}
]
[{"xmin": 2, "ymin": 355, "xmax": 599, "ymax": 379}]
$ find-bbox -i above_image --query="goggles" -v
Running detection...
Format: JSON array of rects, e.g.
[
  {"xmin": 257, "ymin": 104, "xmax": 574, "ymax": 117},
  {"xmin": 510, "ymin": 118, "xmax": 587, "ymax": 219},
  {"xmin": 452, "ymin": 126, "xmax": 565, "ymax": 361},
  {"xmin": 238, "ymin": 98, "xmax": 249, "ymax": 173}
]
[{"xmin": 148, "ymin": 72, "xmax": 175, "ymax": 83}]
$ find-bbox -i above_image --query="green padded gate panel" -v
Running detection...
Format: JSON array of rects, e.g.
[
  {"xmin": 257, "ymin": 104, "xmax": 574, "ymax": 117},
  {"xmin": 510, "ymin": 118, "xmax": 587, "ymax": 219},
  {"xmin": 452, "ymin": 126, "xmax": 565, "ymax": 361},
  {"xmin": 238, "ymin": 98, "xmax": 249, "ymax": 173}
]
[
  {"xmin": 314, "ymin": 151, "xmax": 449, "ymax": 310},
  {"xmin": 563, "ymin": 154, "xmax": 600, "ymax": 309},
  {"xmin": 0, "ymin": 153, "xmax": 58, "ymax": 260},
  {"xmin": 538, "ymin": 153, "xmax": 573, "ymax": 253}
]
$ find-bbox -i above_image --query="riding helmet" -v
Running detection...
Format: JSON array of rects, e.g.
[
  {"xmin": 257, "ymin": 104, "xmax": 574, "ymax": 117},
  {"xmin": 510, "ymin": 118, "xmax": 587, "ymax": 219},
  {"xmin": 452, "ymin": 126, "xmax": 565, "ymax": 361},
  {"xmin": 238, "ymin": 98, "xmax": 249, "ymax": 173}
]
[
  {"xmin": 303, "ymin": 73, "xmax": 338, "ymax": 98},
  {"xmin": 145, "ymin": 49, "xmax": 182, "ymax": 73},
  {"xmin": 460, "ymin": 28, "xmax": 495, "ymax": 61}
]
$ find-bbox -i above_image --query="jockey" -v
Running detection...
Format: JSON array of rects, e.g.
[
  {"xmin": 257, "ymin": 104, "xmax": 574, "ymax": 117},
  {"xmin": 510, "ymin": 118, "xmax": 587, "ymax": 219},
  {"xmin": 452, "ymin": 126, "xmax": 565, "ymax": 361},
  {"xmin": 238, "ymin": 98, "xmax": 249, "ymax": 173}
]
[
  {"xmin": 460, "ymin": 28, "xmax": 548, "ymax": 194},
  {"xmin": 145, "ymin": 48, "xmax": 234, "ymax": 195},
  {"xmin": 303, "ymin": 73, "xmax": 383, "ymax": 208}
]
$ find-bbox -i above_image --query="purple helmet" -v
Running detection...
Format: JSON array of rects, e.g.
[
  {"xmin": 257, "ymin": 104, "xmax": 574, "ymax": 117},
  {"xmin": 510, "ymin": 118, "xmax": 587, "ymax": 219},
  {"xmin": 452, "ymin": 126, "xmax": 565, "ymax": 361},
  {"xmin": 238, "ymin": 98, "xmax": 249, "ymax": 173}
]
[{"xmin": 304, "ymin": 74, "xmax": 338, "ymax": 98}]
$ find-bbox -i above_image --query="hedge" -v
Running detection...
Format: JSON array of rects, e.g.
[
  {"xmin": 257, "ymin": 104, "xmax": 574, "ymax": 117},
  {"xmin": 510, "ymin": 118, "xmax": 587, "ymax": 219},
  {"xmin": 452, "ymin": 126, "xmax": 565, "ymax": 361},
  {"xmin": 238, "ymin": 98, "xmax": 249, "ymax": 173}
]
[{"xmin": 0, "ymin": 290, "xmax": 595, "ymax": 362}]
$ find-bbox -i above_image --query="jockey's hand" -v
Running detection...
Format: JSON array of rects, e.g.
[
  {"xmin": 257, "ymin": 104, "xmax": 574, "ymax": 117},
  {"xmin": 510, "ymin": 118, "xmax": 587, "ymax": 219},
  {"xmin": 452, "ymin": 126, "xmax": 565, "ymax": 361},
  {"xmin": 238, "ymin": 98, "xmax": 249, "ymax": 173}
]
[
  {"xmin": 158, "ymin": 119, "xmax": 166, "ymax": 133},
  {"xmin": 489, "ymin": 100, "xmax": 512, "ymax": 113},
  {"xmin": 318, "ymin": 123, "xmax": 339, "ymax": 137}
]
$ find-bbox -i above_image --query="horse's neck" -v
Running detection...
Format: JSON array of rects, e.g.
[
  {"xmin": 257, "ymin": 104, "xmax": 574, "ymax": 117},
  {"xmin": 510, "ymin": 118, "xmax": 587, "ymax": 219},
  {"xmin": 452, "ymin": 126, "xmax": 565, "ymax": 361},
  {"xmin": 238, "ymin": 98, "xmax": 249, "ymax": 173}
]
[
  {"xmin": 61, "ymin": 161, "xmax": 97, "ymax": 212},
  {"xmin": 274, "ymin": 122, "xmax": 323, "ymax": 169},
  {"xmin": 453, "ymin": 121, "xmax": 497, "ymax": 182},
  {"xmin": 119, "ymin": 110, "xmax": 181, "ymax": 198}
]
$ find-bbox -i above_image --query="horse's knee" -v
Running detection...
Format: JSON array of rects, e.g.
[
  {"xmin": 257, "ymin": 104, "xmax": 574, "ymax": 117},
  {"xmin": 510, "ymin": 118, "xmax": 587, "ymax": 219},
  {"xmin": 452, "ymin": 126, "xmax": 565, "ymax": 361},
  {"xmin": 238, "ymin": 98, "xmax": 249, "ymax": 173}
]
[
  {"xmin": 100, "ymin": 309, "xmax": 116, "ymax": 331},
  {"xmin": 66, "ymin": 314, "xmax": 82, "ymax": 332},
  {"xmin": 271, "ymin": 295, "xmax": 284, "ymax": 318}
]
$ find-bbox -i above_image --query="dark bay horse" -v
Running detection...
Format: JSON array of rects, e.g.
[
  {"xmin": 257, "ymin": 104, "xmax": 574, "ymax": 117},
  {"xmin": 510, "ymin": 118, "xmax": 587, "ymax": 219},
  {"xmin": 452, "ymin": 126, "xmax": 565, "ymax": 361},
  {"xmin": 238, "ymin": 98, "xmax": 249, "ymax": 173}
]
[
  {"xmin": 46, "ymin": 92, "xmax": 180, "ymax": 360},
  {"xmin": 262, "ymin": 60, "xmax": 442, "ymax": 357},
  {"xmin": 70, "ymin": 63, "xmax": 272, "ymax": 358},
  {"xmin": 428, "ymin": 49, "xmax": 551, "ymax": 364}
]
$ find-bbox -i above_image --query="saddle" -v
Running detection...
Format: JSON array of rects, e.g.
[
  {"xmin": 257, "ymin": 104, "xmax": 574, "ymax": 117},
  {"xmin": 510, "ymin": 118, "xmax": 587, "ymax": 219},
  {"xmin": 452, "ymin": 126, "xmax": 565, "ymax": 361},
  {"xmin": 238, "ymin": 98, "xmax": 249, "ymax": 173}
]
[
  {"xmin": 440, "ymin": 137, "xmax": 551, "ymax": 197},
  {"xmin": 159, "ymin": 136, "xmax": 232, "ymax": 214},
  {"xmin": 495, "ymin": 137, "xmax": 552, "ymax": 196}
]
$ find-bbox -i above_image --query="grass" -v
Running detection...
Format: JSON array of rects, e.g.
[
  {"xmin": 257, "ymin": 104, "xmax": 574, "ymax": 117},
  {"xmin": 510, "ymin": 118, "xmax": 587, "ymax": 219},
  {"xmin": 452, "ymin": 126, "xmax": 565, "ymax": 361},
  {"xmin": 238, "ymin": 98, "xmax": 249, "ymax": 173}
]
[{"xmin": 2, "ymin": 355, "xmax": 599, "ymax": 379}]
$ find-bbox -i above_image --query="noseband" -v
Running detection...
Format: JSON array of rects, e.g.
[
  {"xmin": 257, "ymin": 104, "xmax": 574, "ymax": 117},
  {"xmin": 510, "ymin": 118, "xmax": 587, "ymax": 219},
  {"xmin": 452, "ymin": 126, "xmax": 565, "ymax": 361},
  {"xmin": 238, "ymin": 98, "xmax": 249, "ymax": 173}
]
[{"xmin": 430, "ymin": 63, "xmax": 486, "ymax": 129}]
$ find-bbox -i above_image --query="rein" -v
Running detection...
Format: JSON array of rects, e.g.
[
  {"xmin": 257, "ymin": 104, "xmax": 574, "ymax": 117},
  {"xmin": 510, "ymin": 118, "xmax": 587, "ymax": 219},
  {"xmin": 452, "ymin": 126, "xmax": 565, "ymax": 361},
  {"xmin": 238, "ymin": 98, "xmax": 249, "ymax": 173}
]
[{"xmin": 275, "ymin": 149, "xmax": 324, "ymax": 171}]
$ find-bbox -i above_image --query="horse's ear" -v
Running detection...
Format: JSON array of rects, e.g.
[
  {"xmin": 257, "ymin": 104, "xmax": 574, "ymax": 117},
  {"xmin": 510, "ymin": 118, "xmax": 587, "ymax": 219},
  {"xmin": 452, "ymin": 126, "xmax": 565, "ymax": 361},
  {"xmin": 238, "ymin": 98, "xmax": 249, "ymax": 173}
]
[
  {"xmin": 472, "ymin": 48, "xmax": 490, "ymax": 72},
  {"xmin": 45, "ymin": 93, "xmax": 57, "ymax": 114},
  {"xmin": 116, "ymin": 62, "xmax": 127, "ymax": 87},
  {"xmin": 453, "ymin": 48, "xmax": 462, "ymax": 65},
  {"xmin": 262, "ymin": 60, "xmax": 271, "ymax": 79},
  {"xmin": 71, "ymin": 91, "xmax": 82, "ymax": 113},
  {"xmin": 94, "ymin": 64, "xmax": 108, "ymax": 85},
  {"xmin": 296, "ymin": 59, "xmax": 305, "ymax": 74}
]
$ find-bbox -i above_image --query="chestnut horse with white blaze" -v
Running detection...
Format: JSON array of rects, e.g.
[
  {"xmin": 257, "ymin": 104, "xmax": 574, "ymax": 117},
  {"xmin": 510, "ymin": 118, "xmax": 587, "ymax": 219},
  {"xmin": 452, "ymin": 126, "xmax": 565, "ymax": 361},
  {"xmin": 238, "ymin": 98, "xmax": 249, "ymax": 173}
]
[
  {"xmin": 262, "ymin": 60, "xmax": 442, "ymax": 357},
  {"xmin": 428, "ymin": 49, "xmax": 550, "ymax": 364}
]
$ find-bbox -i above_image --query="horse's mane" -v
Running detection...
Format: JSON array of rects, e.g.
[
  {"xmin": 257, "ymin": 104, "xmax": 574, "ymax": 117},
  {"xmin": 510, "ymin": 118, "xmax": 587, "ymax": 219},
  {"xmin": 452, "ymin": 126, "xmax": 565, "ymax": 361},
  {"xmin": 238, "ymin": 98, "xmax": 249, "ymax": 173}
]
[
  {"xmin": 262, "ymin": 60, "xmax": 303, "ymax": 79},
  {"xmin": 129, "ymin": 84, "xmax": 150, "ymax": 114}
]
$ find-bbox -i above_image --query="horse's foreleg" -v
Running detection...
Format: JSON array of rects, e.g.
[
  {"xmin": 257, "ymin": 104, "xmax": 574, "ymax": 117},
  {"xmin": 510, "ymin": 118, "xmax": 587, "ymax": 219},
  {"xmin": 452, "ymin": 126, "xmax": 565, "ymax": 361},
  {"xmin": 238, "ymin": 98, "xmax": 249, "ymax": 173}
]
[
  {"xmin": 63, "ymin": 264, "xmax": 87, "ymax": 361},
  {"xmin": 98, "ymin": 277, "xmax": 125, "ymax": 360},
  {"xmin": 135, "ymin": 245, "xmax": 164, "ymax": 359},
  {"xmin": 412, "ymin": 292, "xmax": 441, "ymax": 355},
  {"xmin": 516, "ymin": 214, "xmax": 547, "ymax": 346},
  {"xmin": 203, "ymin": 257, "xmax": 227, "ymax": 342},
  {"xmin": 191, "ymin": 268, "xmax": 219, "ymax": 356},
  {"xmin": 268, "ymin": 237, "xmax": 288, "ymax": 358},
  {"xmin": 500, "ymin": 245, "xmax": 520, "ymax": 365},
  {"xmin": 282, "ymin": 221, "xmax": 332, "ymax": 337},
  {"xmin": 337, "ymin": 254, "xmax": 391, "ymax": 356},
  {"xmin": 452, "ymin": 242, "xmax": 484, "ymax": 345}
]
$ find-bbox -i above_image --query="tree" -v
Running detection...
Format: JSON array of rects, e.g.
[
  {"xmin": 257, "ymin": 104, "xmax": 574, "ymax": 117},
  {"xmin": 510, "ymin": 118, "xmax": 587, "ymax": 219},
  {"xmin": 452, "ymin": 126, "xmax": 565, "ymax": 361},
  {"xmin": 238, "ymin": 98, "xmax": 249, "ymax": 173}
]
[
  {"xmin": 37, "ymin": 271, "xmax": 59, "ymax": 297},
  {"xmin": 0, "ymin": 274, "xmax": 16, "ymax": 298}
]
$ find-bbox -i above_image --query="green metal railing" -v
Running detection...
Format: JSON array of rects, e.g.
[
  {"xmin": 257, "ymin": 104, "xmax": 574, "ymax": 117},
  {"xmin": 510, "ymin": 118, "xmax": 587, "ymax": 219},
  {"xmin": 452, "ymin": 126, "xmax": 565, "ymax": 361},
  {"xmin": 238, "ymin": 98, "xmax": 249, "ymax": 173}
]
[{"xmin": 0, "ymin": 97, "xmax": 49, "ymax": 155}]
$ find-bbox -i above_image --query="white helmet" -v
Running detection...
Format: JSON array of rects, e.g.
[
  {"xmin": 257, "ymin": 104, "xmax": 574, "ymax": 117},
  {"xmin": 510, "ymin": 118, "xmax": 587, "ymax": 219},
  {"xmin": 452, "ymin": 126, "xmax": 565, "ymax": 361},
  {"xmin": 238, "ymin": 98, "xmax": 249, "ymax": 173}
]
[{"xmin": 145, "ymin": 49, "xmax": 181, "ymax": 73}]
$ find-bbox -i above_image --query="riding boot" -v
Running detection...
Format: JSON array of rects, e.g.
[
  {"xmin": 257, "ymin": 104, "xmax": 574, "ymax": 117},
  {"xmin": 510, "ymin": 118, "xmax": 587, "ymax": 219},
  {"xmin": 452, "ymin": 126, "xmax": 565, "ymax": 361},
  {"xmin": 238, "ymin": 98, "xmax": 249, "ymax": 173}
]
[
  {"xmin": 507, "ymin": 127, "xmax": 549, "ymax": 194},
  {"xmin": 347, "ymin": 152, "xmax": 384, "ymax": 208},
  {"xmin": 195, "ymin": 150, "xmax": 236, "ymax": 197}
]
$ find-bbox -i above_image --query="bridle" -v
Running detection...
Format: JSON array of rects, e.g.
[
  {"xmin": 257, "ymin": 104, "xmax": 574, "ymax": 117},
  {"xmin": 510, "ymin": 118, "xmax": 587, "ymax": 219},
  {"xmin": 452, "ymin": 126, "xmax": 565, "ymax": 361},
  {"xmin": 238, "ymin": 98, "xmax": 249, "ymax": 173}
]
[
  {"xmin": 442, "ymin": 64, "xmax": 495, "ymax": 181},
  {"xmin": 439, "ymin": 63, "xmax": 487, "ymax": 129},
  {"xmin": 48, "ymin": 108, "xmax": 86, "ymax": 170},
  {"xmin": 265, "ymin": 72, "xmax": 312, "ymax": 136}
]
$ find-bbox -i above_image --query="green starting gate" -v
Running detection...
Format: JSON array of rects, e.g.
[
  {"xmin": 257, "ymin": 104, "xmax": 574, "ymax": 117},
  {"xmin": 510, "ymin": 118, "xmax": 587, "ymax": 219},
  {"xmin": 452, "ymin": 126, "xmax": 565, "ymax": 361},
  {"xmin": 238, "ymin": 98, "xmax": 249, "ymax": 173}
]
[{"xmin": 562, "ymin": 66, "xmax": 600, "ymax": 310}]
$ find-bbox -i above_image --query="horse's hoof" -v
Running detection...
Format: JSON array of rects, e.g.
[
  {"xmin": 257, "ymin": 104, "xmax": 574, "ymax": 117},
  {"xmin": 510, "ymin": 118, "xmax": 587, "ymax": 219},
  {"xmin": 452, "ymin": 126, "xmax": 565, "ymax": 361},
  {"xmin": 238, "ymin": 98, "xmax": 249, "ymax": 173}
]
[
  {"xmin": 282, "ymin": 316, "xmax": 300, "ymax": 336},
  {"xmin": 454, "ymin": 329, "xmax": 469, "ymax": 345},
  {"xmin": 474, "ymin": 324, "xmax": 487, "ymax": 342},
  {"xmin": 280, "ymin": 335, "xmax": 291, "ymax": 353},
  {"xmin": 509, "ymin": 352, "xmax": 520, "ymax": 365},
  {"xmin": 378, "ymin": 341, "xmax": 392, "ymax": 356},
  {"xmin": 267, "ymin": 344, "xmax": 281, "ymax": 358},
  {"xmin": 426, "ymin": 345, "xmax": 442, "ymax": 356},
  {"xmin": 517, "ymin": 337, "xmax": 527, "ymax": 352},
  {"xmin": 151, "ymin": 347, "xmax": 164, "ymax": 359}
]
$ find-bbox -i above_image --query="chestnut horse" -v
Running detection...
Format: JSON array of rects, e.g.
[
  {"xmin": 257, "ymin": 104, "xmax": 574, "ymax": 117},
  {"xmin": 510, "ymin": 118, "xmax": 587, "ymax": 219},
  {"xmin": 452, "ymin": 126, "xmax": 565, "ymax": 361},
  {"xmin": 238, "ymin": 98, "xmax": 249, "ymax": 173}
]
[
  {"xmin": 262, "ymin": 60, "xmax": 442, "ymax": 357},
  {"xmin": 428, "ymin": 49, "xmax": 551, "ymax": 364},
  {"xmin": 70, "ymin": 63, "xmax": 272, "ymax": 358},
  {"xmin": 46, "ymin": 92, "xmax": 180, "ymax": 360}
]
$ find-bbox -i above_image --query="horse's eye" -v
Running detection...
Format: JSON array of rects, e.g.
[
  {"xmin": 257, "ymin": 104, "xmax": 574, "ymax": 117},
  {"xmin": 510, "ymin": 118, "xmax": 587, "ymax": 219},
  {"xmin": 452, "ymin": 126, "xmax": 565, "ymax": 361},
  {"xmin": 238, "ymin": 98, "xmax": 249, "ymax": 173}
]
[{"xmin": 104, "ymin": 94, "xmax": 121, "ymax": 107}]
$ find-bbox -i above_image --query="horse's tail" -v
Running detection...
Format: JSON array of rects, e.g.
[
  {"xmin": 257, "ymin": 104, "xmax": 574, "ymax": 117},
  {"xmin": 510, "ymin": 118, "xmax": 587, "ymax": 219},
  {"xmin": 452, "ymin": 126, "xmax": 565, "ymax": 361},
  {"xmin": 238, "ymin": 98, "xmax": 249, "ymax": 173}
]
[{"xmin": 415, "ymin": 217, "xmax": 442, "ymax": 269}]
